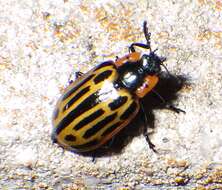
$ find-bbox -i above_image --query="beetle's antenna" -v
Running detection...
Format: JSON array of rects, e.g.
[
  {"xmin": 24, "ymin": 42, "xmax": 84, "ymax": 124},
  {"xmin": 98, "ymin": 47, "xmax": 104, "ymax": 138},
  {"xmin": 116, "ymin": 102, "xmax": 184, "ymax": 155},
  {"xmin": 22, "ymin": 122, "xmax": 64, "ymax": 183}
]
[
  {"xmin": 159, "ymin": 56, "xmax": 171, "ymax": 77},
  {"xmin": 160, "ymin": 62, "xmax": 171, "ymax": 77},
  {"xmin": 143, "ymin": 21, "xmax": 152, "ymax": 52}
]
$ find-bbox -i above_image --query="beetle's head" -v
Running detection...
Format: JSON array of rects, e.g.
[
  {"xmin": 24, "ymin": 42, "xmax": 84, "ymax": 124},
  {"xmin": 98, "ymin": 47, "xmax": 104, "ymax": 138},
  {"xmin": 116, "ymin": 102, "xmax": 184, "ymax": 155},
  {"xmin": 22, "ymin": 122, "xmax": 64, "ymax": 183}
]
[{"xmin": 140, "ymin": 51, "xmax": 166, "ymax": 76}]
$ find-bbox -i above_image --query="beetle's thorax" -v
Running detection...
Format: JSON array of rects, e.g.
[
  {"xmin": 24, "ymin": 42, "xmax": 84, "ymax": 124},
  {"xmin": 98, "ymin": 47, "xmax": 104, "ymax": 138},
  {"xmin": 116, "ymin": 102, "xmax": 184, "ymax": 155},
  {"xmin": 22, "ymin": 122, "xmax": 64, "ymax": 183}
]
[
  {"xmin": 116, "ymin": 53, "xmax": 162, "ymax": 92},
  {"xmin": 116, "ymin": 61, "xmax": 144, "ymax": 92}
]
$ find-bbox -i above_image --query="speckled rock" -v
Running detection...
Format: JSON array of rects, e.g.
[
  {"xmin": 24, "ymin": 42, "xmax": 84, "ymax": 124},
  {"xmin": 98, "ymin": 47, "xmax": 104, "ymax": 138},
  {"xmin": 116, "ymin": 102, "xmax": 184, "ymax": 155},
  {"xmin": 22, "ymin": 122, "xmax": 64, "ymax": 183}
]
[{"xmin": 0, "ymin": 0, "xmax": 222, "ymax": 189}]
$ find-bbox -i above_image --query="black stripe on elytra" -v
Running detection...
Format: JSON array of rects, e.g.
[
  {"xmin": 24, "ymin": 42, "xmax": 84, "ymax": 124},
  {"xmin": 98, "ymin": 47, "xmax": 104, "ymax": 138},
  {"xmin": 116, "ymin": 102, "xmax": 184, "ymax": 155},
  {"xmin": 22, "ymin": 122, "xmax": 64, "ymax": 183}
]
[
  {"xmin": 74, "ymin": 109, "xmax": 105, "ymax": 130},
  {"xmin": 83, "ymin": 113, "xmax": 117, "ymax": 139},
  {"xmin": 120, "ymin": 101, "xmax": 137, "ymax": 120},
  {"xmin": 94, "ymin": 70, "xmax": 113, "ymax": 84},
  {"xmin": 63, "ymin": 86, "xmax": 90, "ymax": 111},
  {"xmin": 55, "ymin": 91, "xmax": 99, "ymax": 135},
  {"xmin": 64, "ymin": 134, "xmax": 76, "ymax": 141},
  {"xmin": 62, "ymin": 74, "xmax": 94, "ymax": 101},
  {"xmin": 93, "ymin": 61, "xmax": 114, "ymax": 71},
  {"xmin": 101, "ymin": 121, "xmax": 122, "ymax": 137},
  {"xmin": 108, "ymin": 96, "xmax": 128, "ymax": 111},
  {"xmin": 71, "ymin": 139, "xmax": 98, "ymax": 150}
]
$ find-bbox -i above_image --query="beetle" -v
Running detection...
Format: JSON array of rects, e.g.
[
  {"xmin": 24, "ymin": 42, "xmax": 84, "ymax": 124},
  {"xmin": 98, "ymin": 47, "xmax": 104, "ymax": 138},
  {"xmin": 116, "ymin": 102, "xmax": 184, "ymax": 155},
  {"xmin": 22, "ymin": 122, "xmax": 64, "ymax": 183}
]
[{"xmin": 51, "ymin": 21, "xmax": 184, "ymax": 153}]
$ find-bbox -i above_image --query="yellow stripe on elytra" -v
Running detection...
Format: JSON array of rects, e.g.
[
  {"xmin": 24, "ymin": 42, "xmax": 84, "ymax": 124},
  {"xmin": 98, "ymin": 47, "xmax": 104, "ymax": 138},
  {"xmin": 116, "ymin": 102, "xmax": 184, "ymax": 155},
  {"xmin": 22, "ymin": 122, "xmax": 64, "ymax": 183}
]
[
  {"xmin": 55, "ymin": 65, "xmax": 117, "ymax": 126},
  {"xmin": 56, "ymin": 66, "xmax": 118, "ymax": 144},
  {"xmin": 58, "ymin": 65, "xmax": 115, "ymax": 114},
  {"xmin": 59, "ymin": 98, "xmax": 114, "ymax": 145},
  {"xmin": 59, "ymin": 87, "xmax": 133, "ymax": 146}
]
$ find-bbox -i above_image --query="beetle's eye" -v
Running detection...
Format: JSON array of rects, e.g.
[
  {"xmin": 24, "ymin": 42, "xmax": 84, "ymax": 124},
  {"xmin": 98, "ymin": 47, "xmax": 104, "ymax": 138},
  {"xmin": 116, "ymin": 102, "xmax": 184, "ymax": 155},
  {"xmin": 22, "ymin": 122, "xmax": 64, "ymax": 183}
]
[
  {"xmin": 141, "ymin": 55, "xmax": 151, "ymax": 69},
  {"xmin": 142, "ymin": 56, "xmax": 153, "ymax": 70},
  {"xmin": 141, "ymin": 54, "xmax": 161, "ymax": 75},
  {"xmin": 142, "ymin": 56, "xmax": 149, "ymax": 67}
]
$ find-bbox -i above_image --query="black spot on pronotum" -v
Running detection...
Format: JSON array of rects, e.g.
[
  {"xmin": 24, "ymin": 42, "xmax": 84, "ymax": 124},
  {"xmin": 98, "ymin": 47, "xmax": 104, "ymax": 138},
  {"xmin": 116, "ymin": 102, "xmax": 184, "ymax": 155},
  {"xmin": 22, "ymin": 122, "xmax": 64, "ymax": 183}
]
[
  {"xmin": 63, "ymin": 86, "xmax": 90, "ymax": 111},
  {"xmin": 101, "ymin": 121, "xmax": 122, "ymax": 136},
  {"xmin": 120, "ymin": 101, "xmax": 137, "ymax": 120},
  {"xmin": 65, "ymin": 134, "xmax": 76, "ymax": 141},
  {"xmin": 62, "ymin": 74, "xmax": 94, "ymax": 101},
  {"xmin": 55, "ymin": 91, "xmax": 100, "ymax": 135},
  {"xmin": 83, "ymin": 113, "xmax": 117, "ymax": 139},
  {"xmin": 108, "ymin": 96, "xmax": 128, "ymax": 111},
  {"xmin": 74, "ymin": 109, "xmax": 105, "ymax": 130},
  {"xmin": 94, "ymin": 70, "xmax": 113, "ymax": 84}
]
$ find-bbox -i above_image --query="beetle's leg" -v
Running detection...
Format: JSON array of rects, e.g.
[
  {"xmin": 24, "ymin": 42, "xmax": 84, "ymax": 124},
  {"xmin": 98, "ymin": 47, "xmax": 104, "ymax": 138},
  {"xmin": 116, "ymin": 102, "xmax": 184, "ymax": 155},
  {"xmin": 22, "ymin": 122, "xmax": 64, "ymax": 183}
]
[
  {"xmin": 91, "ymin": 155, "xmax": 96, "ymax": 163},
  {"xmin": 75, "ymin": 71, "xmax": 84, "ymax": 79},
  {"xmin": 68, "ymin": 71, "xmax": 84, "ymax": 84},
  {"xmin": 140, "ymin": 102, "xmax": 157, "ymax": 153},
  {"xmin": 129, "ymin": 43, "xmax": 151, "ymax": 53},
  {"xmin": 152, "ymin": 89, "xmax": 186, "ymax": 114},
  {"xmin": 129, "ymin": 21, "xmax": 152, "ymax": 53}
]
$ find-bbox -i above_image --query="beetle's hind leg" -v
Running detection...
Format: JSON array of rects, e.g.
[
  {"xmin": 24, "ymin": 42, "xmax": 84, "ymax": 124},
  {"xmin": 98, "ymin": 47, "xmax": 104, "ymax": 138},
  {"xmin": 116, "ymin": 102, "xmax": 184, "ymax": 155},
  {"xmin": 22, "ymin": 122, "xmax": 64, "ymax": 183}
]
[{"xmin": 129, "ymin": 21, "xmax": 152, "ymax": 53}]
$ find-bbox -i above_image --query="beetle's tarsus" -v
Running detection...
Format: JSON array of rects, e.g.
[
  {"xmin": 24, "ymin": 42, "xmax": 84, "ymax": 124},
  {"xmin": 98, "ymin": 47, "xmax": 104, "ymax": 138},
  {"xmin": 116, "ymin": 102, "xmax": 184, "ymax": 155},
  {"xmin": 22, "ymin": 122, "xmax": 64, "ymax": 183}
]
[
  {"xmin": 91, "ymin": 153, "xmax": 96, "ymax": 163},
  {"xmin": 165, "ymin": 104, "xmax": 186, "ymax": 114},
  {"xmin": 152, "ymin": 89, "xmax": 185, "ymax": 114},
  {"xmin": 144, "ymin": 133, "xmax": 157, "ymax": 153},
  {"xmin": 67, "ymin": 71, "xmax": 83, "ymax": 84},
  {"xmin": 140, "ymin": 102, "xmax": 157, "ymax": 153},
  {"xmin": 75, "ymin": 71, "xmax": 83, "ymax": 79}
]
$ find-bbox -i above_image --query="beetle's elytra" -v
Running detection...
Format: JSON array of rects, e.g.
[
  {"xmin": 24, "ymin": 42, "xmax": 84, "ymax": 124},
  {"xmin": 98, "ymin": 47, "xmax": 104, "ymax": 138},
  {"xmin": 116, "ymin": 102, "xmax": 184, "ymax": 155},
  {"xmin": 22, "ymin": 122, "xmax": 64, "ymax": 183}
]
[{"xmin": 52, "ymin": 21, "xmax": 184, "ymax": 153}]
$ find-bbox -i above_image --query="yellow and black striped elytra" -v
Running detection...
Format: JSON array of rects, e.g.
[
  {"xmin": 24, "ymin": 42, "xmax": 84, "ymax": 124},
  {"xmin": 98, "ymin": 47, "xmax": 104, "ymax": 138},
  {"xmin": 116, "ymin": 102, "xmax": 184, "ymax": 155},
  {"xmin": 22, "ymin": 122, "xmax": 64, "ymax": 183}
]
[
  {"xmin": 52, "ymin": 21, "xmax": 184, "ymax": 153},
  {"xmin": 52, "ymin": 61, "xmax": 140, "ymax": 152}
]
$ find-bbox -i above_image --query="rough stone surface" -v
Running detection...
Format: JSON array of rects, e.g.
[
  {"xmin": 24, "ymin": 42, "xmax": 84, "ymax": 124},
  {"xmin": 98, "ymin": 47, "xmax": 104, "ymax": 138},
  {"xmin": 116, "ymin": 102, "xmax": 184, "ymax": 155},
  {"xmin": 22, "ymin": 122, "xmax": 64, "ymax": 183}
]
[{"xmin": 0, "ymin": 0, "xmax": 222, "ymax": 189}]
